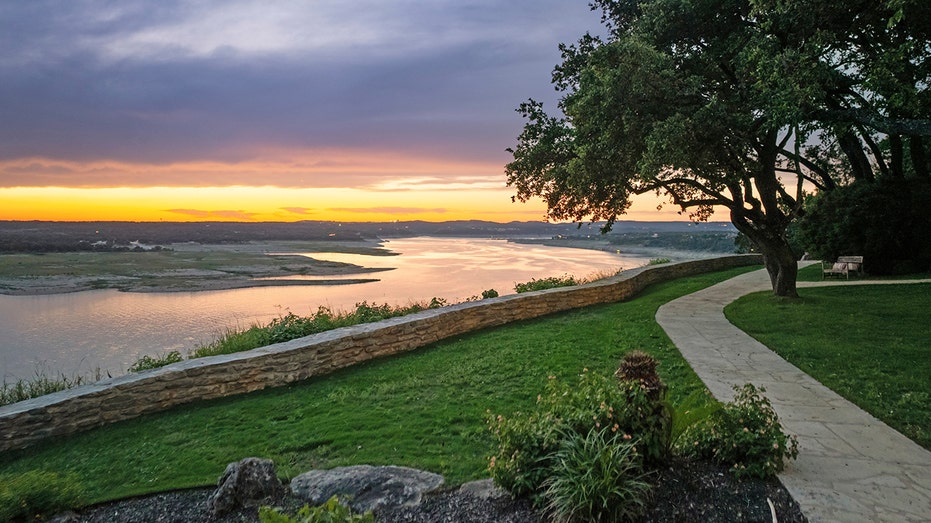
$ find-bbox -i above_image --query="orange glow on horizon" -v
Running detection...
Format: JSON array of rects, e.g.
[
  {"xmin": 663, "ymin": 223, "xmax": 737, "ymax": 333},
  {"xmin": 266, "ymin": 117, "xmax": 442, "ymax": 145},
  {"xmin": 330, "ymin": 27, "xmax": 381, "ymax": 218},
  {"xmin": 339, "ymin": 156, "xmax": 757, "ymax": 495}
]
[
  {"xmin": 0, "ymin": 185, "xmax": 692, "ymax": 223},
  {"xmin": 0, "ymin": 186, "xmax": 540, "ymax": 222},
  {"xmin": 0, "ymin": 153, "xmax": 698, "ymax": 223}
]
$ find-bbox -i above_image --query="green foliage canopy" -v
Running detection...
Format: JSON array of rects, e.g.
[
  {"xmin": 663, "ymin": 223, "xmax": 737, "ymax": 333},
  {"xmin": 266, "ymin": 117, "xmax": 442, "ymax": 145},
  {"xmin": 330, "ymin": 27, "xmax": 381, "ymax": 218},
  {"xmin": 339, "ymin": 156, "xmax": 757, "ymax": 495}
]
[{"xmin": 506, "ymin": 0, "xmax": 930, "ymax": 295}]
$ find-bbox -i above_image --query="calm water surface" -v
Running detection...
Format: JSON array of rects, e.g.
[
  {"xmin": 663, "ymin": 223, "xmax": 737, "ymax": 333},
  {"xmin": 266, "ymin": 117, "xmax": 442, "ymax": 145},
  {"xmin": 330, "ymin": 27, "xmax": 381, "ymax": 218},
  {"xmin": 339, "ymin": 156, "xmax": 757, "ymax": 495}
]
[{"xmin": 0, "ymin": 238, "xmax": 650, "ymax": 381}]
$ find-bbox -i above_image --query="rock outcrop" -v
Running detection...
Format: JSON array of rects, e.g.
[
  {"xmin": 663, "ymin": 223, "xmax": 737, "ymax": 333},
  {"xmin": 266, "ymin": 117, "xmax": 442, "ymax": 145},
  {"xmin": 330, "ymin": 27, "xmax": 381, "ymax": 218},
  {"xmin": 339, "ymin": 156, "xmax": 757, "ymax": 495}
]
[
  {"xmin": 207, "ymin": 457, "xmax": 284, "ymax": 516},
  {"xmin": 290, "ymin": 465, "xmax": 444, "ymax": 513}
]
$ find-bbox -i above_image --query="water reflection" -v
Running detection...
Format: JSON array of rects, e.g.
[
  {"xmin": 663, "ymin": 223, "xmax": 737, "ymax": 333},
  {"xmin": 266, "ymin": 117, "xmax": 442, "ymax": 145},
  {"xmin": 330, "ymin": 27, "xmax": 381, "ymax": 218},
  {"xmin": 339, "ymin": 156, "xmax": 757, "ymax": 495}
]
[{"xmin": 0, "ymin": 238, "xmax": 649, "ymax": 381}]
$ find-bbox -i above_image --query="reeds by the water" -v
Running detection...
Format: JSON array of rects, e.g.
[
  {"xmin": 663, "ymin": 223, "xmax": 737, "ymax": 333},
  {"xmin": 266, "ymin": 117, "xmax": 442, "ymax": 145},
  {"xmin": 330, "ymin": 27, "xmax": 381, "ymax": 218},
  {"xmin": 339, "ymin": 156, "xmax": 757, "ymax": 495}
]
[{"xmin": 1, "ymin": 367, "xmax": 105, "ymax": 407}]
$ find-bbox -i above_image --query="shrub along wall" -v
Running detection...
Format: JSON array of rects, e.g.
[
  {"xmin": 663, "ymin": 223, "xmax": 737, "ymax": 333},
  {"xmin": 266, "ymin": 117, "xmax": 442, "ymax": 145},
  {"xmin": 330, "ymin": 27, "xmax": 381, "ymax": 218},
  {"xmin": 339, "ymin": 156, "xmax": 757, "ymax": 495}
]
[{"xmin": 0, "ymin": 255, "xmax": 761, "ymax": 453}]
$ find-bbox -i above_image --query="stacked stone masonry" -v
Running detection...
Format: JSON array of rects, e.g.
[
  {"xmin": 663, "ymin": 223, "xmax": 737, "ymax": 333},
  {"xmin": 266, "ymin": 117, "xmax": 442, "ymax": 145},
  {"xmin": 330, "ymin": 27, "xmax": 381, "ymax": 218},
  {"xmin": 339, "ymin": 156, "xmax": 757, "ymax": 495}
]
[{"xmin": 0, "ymin": 255, "xmax": 761, "ymax": 453}]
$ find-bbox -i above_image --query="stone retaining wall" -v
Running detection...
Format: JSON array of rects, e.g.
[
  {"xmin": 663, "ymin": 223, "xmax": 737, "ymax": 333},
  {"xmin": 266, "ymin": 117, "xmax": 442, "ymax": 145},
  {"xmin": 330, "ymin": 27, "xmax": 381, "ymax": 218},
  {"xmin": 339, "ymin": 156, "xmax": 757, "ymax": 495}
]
[{"xmin": 0, "ymin": 255, "xmax": 762, "ymax": 453}]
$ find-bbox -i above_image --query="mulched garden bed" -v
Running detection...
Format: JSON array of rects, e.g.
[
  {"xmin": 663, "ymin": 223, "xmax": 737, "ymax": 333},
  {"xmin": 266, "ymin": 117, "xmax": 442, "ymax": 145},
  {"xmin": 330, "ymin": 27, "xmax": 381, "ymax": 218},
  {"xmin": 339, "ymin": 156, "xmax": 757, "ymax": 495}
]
[{"xmin": 56, "ymin": 458, "xmax": 806, "ymax": 523}]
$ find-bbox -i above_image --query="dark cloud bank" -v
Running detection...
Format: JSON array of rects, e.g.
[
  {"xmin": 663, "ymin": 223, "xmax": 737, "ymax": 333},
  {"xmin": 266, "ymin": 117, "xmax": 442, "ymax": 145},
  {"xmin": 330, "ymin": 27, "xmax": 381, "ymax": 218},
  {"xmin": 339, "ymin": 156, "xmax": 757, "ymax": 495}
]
[{"xmin": 0, "ymin": 1, "xmax": 603, "ymax": 176}]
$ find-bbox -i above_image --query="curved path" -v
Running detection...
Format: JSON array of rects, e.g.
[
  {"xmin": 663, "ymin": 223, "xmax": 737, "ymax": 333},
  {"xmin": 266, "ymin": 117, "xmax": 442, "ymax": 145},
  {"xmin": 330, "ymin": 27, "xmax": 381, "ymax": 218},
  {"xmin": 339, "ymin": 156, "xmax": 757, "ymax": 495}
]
[{"xmin": 656, "ymin": 266, "xmax": 931, "ymax": 522}]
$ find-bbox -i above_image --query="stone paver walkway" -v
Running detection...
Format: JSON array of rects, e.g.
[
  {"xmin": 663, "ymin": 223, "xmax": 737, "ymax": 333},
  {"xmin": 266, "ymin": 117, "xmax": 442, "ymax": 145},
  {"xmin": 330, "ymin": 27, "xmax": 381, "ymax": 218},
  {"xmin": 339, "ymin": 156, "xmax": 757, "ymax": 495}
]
[{"xmin": 656, "ymin": 266, "xmax": 931, "ymax": 522}]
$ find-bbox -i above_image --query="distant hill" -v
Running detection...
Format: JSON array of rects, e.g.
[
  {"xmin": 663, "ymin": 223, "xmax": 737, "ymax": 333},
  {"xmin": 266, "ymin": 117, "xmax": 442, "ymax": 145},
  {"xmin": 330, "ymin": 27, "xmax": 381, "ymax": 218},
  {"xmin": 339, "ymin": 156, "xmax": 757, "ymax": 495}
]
[{"xmin": 0, "ymin": 220, "xmax": 737, "ymax": 253}]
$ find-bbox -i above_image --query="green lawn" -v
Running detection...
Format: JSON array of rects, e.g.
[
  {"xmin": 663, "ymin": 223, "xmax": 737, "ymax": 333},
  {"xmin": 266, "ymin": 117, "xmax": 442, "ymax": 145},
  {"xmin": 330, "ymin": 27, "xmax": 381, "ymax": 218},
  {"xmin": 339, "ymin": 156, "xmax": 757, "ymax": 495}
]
[
  {"xmin": 726, "ymin": 282, "xmax": 931, "ymax": 450},
  {"xmin": 0, "ymin": 266, "xmax": 756, "ymax": 504}
]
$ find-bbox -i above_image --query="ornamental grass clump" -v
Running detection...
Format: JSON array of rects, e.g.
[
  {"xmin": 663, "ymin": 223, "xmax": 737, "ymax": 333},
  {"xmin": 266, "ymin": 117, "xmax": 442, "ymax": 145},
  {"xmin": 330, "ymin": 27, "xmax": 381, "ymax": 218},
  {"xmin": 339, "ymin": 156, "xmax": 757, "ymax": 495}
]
[
  {"xmin": 681, "ymin": 383, "xmax": 799, "ymax": 478},
  {"xmin": 543, "ymin": 427, "xmax": 651, "ymax": 523}
]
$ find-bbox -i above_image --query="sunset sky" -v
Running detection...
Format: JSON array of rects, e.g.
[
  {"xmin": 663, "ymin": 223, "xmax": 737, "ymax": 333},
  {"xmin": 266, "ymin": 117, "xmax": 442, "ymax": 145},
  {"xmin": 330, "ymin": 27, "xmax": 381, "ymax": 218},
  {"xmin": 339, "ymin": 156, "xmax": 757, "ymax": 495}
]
[{"xmin": 0, "ymin": 1, "xmax": 685, "ymax": 223}]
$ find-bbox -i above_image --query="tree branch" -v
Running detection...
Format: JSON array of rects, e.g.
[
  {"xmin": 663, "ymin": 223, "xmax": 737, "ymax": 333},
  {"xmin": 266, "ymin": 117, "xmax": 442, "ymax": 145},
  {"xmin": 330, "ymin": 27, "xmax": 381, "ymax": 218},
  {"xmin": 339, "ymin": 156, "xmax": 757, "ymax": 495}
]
[{"xmin": 777, "ymin": 148, "xmax": 834, "ymax": 191}]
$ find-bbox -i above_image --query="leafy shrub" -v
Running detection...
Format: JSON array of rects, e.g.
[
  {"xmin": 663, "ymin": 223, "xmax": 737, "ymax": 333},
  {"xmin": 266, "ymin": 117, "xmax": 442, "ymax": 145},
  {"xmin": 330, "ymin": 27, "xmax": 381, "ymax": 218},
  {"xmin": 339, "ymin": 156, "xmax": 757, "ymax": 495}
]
[
  {"xmin": 667, "ymin": 390, "xmax": 722, "ymax": 454},
  {"xmin": 487, "ymin": 407, "xmax": 559, "ymax": 500},
  {"xmin": 795, "ymin": 178, "xmax": 931, "ymax": 274},
  {"xmin": 681, "ymin": 384, "xmax": 799, "ymax": 478},
  {"xmin": 488, "ymin": 370, "xmax": 670, "ymax": 503},
  {"xmin": 648, "ymin": 257, "xmax": 671, "ymax": 265},
  {"xmin": 543, "ymin": 427, "xmax": 651, "ymax": 523},
  {"xmin": 128, "ymin": 350, "xmax": 184, "ymax": 372},
  {"xmin": 514, "ymin": 274, "xmax": 579, "ymax": 293},
  {"xmin": 481, "ymin": 288, "xmax": 499, "ymax": 299},
  {"xmin": 0, "ymin": 471, "xmax": 85, "ymax": 522},
  {"xmin": 259, "ymin": 496, "xmax": 374, "ymax": 523}
]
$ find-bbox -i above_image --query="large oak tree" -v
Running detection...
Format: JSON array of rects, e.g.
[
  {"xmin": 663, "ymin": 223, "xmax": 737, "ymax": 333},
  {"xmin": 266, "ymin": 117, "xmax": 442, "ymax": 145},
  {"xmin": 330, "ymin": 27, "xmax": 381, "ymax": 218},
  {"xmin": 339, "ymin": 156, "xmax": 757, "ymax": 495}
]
[{"xmin": 506, "ymin": 0, "xmax": 929, "ymax": 296}]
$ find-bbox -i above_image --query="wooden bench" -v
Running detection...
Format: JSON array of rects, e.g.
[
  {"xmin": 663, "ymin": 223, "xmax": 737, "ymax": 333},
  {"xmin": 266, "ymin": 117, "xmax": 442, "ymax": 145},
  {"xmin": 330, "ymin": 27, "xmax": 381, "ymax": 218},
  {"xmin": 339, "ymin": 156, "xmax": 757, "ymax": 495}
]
[{"xmin": 822, "ymin": 256, "xmax": 864, "ymax": 279}]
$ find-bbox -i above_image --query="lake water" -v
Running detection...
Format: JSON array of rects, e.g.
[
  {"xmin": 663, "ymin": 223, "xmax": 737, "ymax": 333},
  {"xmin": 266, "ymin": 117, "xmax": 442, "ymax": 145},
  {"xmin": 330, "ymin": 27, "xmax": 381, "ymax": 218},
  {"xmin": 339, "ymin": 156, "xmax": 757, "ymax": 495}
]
[{"xmin": 0, "ymin": 237, "xmax": 651, "ymax": 381}]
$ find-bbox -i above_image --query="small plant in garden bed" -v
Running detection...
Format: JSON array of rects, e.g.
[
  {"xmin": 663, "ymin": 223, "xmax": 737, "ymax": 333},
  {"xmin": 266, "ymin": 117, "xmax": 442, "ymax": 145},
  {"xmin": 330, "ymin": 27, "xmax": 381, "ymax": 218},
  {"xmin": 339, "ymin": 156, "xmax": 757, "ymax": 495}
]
[{"xmin": 259, "ymin": 495, "xmax": 374, "ymax": 523}]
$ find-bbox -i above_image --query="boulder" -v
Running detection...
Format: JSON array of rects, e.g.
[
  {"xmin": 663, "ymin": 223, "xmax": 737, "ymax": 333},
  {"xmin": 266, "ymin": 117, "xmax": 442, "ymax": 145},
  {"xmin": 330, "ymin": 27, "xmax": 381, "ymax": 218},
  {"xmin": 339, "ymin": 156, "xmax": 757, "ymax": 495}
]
[
  {"xmin": 290, "ymin": 465, "xmax": 444, "ymax": 513},
  {"xmin": 207, "ymin": 457, "xmax": 284, "ymax": 516}
]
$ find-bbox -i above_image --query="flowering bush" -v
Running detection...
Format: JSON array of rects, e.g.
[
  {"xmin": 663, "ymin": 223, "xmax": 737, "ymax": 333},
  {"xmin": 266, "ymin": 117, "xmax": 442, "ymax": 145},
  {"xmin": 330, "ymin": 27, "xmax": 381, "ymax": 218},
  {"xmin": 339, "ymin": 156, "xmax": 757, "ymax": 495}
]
[
  {"xmin": 487, "ymin": 369, "xmax": 670, "ymax": 504},
  {"xmin": 681, "ymin": 383, "xmax": 799, "ymax": 478}
]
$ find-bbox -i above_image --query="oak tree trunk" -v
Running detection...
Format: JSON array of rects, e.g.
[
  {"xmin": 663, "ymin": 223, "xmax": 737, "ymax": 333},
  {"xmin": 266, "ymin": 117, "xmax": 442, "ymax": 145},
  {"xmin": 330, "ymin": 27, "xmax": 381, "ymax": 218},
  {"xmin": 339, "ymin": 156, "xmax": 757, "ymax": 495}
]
[
  {"xmin": 760, "ymin": 240, "xmax": 799, "ymax": 298},
  {"xmin": 732, "ymin": 213, "xmax": 799, "ymax": 298}
]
